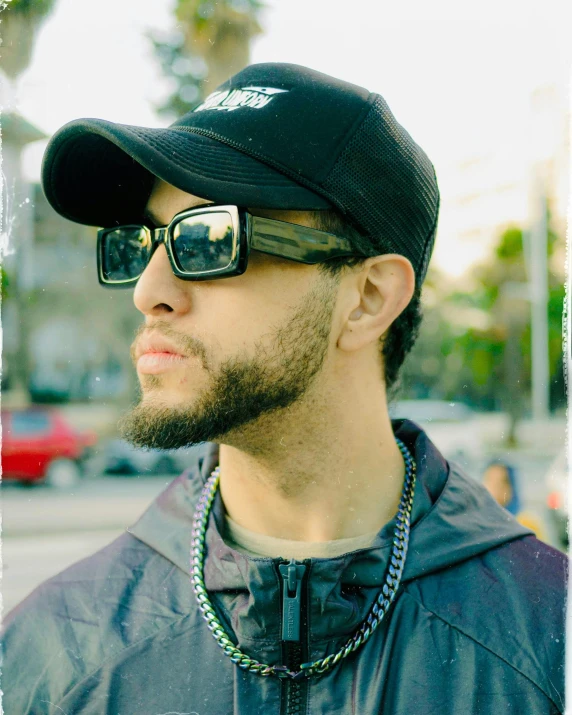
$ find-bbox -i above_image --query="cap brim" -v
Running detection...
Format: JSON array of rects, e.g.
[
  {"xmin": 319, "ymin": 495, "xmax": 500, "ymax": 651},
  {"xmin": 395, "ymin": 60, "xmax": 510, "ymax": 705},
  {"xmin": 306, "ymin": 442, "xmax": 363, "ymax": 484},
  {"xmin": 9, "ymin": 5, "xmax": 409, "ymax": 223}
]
[{"xmin": 41, "ymin": 118, "xmax": 331, "ymax": 227}]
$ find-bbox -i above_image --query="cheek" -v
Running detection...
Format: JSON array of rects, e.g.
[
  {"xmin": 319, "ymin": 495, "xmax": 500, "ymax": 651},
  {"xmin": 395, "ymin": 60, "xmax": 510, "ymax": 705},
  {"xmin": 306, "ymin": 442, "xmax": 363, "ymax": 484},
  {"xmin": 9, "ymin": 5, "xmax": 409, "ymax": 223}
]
[
  {"xmin": 192, "ymin": 266, "xmax": 317, "ymax": 357},
  {"xmin": 199, "ymin": 297, "xmax": 285, "ymax": 358}
]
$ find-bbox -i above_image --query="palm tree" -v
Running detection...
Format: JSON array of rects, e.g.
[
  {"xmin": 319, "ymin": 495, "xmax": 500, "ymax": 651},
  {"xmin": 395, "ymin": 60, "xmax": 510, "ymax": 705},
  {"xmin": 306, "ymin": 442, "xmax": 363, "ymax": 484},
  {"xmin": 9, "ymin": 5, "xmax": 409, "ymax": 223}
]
[
  {"xmin": 1, "ymin": 0, "xmax": 57, "ymax": 78},
  {"xmin": 1, "ymin": 0, "xmax": 56, "ymax": 397},
  {"xmin": 152, "ymin": 0, "xmax": 262, "ymax": 117}
]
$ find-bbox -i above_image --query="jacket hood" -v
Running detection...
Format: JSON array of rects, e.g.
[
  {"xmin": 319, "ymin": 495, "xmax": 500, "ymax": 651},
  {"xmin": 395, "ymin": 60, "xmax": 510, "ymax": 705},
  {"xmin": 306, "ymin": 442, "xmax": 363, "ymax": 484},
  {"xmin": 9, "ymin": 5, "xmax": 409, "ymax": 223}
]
[{"xmin": 129, "ymin": 420, "xmax": 532, "ymax": 646}]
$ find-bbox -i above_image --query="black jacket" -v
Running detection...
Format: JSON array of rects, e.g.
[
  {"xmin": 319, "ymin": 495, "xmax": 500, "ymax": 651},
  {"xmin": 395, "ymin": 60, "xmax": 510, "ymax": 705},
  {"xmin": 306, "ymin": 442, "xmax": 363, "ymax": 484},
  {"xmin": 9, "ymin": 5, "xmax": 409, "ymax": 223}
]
[{"xmin": 2, "ymin": 421, "xmax": 566, "ymax": 714}]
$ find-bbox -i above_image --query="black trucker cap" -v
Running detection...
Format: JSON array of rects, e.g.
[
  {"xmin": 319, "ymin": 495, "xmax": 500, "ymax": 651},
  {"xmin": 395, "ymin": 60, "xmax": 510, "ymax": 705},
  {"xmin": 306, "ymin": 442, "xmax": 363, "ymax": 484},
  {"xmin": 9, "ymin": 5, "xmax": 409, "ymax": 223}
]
[{"xmin": 42, "ymin": 62, "xmax": 440, "ymax": 283}]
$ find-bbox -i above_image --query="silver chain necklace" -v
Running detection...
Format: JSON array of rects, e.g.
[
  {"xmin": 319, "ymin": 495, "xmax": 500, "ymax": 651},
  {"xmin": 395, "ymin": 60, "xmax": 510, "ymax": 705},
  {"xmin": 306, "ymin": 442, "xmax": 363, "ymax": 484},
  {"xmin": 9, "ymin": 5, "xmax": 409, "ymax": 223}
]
[{"xmin": 190, "ymin": 438, "xmax": 416, "ymax": 680}]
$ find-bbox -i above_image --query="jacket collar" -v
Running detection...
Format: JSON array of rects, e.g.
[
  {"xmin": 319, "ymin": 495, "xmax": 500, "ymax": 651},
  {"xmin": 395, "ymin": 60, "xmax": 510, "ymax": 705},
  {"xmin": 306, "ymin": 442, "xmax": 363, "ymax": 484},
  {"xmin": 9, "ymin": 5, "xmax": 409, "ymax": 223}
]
[{"xmin": 129, "ymin": 420, "xmax": 531, "ymax": 643}]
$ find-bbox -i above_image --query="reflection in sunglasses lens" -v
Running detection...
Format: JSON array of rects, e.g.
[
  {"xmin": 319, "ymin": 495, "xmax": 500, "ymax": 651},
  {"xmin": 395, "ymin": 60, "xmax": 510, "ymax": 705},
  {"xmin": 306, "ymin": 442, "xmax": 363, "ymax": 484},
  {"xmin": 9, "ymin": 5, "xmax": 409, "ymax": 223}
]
[
  {"xmin": 104, "ymin": 228, "xmax": 149, "ymax": 281},
  {"xmin": 173, "ymin": 213, "xmax": 235, "ymax": 273}
]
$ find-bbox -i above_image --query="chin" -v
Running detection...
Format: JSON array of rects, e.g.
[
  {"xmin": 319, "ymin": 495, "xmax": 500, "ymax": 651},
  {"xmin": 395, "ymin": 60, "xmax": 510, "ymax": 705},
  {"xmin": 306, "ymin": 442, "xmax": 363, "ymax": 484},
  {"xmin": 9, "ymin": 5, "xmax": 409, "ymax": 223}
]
[
  {"xmin": 139, "ymin": 373, "xmax": 203, "ymax": 401},
  {"xmin": 139, "ymin": 387, "xmax": 191, "ymax": 409}
]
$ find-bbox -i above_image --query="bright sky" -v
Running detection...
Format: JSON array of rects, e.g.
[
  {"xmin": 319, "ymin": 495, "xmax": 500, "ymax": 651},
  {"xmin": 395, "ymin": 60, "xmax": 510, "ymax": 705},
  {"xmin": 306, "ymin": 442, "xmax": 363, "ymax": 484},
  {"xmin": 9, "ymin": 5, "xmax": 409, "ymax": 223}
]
[{"xmin": 12, "ymin": 0, "xmax": 572, "ymax": 277}]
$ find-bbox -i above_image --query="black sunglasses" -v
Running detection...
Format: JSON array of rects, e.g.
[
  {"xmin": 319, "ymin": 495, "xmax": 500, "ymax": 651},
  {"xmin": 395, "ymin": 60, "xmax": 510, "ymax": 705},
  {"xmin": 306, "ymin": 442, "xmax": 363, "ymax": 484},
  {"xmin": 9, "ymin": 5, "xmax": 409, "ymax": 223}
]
[{"xmin": 97, "ymin": 205, "xmax": 363, "ymax": 287}]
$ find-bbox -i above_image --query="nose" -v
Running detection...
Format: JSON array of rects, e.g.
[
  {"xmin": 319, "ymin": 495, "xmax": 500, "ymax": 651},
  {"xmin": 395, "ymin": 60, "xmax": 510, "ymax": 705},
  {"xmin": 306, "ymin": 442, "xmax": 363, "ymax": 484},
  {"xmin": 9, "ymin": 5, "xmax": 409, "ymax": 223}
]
[{"xmin": 133, "ymin": 244, "xmax": 192, "ymax": 317}]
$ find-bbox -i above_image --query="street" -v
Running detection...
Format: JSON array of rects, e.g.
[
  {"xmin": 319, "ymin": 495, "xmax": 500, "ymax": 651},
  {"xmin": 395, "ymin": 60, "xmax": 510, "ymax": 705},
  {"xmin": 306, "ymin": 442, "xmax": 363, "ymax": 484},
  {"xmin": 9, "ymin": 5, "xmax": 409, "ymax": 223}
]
[
  {"xmin": 2, "ymin": 476, "xmax": 170, "ymax": 614},
  {"xmin": 2, "ymin": 439, "xmax": 563, "ymax": 616}
]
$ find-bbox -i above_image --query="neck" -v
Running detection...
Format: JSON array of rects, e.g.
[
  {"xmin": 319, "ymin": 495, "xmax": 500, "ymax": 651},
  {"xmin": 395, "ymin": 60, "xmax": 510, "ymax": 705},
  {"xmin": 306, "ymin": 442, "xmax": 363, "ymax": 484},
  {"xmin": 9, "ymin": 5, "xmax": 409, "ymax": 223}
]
[{"xmin": 218, "ymin": 370, "xmax": 405, "ymax": 543}]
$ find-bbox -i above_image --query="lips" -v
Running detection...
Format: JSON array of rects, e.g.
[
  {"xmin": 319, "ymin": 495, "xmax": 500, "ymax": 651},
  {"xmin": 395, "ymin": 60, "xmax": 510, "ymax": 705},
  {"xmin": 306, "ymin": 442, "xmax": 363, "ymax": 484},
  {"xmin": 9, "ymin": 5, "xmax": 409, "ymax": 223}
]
[
  {"xmin": 134, "ymin": 334, "xmax": 187, "ymax": 361},
  {"xmin": 134, "ymin": 333, "xmax": 189, "ymax": 375}
]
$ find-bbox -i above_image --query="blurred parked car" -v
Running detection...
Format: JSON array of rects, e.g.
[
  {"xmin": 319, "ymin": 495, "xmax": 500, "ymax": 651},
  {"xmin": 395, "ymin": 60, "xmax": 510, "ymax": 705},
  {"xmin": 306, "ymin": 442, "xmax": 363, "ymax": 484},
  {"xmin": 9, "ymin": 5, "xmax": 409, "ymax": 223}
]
[
  {"xmin": 99, "ymin": 439, "xmax": 204, "ymax": 476},
  {"xmin": 545, "ymin": 448, "xmax": 568, "ymax": 549},
  {"xmin": 389, "ymin": 400, "xmax": 483, "ymax": 475},
  {"xmin": 1, "ymin": 407, "xmax": 97, "ymax": 488}
]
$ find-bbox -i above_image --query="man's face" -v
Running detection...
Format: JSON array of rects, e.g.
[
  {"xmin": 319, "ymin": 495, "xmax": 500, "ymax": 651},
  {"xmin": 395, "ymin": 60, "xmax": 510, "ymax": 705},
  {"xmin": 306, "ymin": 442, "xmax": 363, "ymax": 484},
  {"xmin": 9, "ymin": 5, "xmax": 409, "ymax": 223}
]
[{"xmin": 119, "ymin": 179, "xmax": 340, "ymax": 450}]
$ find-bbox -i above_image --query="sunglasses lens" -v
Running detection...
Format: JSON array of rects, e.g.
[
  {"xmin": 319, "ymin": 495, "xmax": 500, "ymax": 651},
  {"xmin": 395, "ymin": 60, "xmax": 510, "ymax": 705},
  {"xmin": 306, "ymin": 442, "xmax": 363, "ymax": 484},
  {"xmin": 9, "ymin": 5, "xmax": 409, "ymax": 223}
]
[
  {"xmin": 172, "ymin": 211, "xmax": 236, "ymax": 274},
  {"xmin": 101, "ymin": 227, "xmax": 150, "ymax": 282}
]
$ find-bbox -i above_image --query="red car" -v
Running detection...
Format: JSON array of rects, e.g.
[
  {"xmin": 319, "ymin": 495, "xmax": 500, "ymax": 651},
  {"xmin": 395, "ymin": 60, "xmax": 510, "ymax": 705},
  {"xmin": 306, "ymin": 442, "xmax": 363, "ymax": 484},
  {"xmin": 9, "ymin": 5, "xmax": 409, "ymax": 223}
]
[{"xmin": 1, "ymin": 408, "xmax": 97, "ymax": 488}]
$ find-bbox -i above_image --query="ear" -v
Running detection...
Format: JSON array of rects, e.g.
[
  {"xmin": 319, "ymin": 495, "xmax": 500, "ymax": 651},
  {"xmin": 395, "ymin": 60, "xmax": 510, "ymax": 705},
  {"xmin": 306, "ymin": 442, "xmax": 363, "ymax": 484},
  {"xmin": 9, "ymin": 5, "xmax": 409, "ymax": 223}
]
[{"xmin": 337, "ymin": 255, "xmax": 415, "ymax": 353}]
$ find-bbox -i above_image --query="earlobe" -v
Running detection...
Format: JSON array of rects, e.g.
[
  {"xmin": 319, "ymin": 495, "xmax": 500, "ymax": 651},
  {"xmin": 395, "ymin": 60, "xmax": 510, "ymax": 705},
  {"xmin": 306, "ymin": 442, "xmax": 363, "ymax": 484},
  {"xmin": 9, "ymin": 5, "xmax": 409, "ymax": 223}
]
[{"xmin": 338, "ymin": 305, "xmax": 368, "ymax": 350}]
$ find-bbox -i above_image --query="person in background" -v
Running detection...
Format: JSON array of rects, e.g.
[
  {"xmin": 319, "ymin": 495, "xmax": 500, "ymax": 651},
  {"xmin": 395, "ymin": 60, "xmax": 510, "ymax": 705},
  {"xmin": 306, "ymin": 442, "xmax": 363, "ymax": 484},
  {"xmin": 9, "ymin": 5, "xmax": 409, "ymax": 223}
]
[
  {"xmin": 483, "ymin": 459, "xmax": 546, "ymax": 540},
  {"xmin": 482, "ymin": 460, "xmax": 521, "ymax": 514}
]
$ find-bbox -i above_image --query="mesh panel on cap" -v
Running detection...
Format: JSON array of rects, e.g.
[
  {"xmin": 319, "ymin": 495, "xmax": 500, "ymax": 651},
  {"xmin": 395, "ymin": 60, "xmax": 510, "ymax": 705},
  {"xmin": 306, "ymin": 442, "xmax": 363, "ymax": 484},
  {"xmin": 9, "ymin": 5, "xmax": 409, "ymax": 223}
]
[{"xmin": 323, "ymin": 95, "xmax": 440, "ymax": 281}]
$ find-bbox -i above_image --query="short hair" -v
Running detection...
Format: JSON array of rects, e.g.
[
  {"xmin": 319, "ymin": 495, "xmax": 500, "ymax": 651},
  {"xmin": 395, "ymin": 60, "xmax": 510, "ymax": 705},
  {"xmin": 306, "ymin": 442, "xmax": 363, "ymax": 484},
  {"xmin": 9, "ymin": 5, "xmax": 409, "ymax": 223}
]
[{"xmin": 314, "ymin": 209, "xmax": 423, "ymax": 396}]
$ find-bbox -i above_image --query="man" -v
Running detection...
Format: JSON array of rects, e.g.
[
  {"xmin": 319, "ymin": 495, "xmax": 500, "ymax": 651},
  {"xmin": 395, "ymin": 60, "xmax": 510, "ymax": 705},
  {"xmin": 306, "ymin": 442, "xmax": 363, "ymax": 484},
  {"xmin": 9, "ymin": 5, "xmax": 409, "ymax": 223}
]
[{"xmin": 3, "ymin": 63, "xmax": 565, "ymax": 714}]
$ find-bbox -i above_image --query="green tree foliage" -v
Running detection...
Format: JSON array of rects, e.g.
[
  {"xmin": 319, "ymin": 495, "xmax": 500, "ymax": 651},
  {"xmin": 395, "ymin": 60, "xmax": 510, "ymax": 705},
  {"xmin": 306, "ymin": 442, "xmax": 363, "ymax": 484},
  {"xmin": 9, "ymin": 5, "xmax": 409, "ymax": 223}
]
[
  {"xmin": 1, "ymin": 266, "xmax": 10, "ymax": 301},
  {"xmin": 151, "ymin": 0, "xmax": 262, "ymax": 118},
  {"xmin": 401, "ymin": 218, "xmax": 565, "ymax": 414},
  {"xmin": 2, "ymin": 0, "xmax": 55, "ymax": 14}
]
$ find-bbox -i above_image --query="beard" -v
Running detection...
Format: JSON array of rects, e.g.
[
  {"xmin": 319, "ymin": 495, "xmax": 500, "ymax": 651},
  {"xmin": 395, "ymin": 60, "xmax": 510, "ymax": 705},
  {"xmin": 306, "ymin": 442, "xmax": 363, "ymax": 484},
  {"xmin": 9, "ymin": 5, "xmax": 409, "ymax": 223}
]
[{"xmin": 119, "ymin": 273, "xmax": 338, "ymax": 450}]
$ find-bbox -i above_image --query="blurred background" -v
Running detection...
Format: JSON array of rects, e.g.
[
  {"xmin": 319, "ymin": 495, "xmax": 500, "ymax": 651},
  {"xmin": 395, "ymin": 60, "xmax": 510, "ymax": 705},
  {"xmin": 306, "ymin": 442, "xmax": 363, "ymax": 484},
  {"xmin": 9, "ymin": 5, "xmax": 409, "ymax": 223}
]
[{"xmin": 0, "ymin": 0, "xmax": 569, "ymax": 613}]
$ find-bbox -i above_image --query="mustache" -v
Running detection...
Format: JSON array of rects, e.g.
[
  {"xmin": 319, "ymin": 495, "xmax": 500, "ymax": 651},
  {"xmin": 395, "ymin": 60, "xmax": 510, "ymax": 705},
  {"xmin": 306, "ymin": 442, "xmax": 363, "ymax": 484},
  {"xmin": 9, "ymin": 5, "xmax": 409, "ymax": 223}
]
[{"xmin": 130, "ymin": 320, "xmax": 211, "ymax": 371}]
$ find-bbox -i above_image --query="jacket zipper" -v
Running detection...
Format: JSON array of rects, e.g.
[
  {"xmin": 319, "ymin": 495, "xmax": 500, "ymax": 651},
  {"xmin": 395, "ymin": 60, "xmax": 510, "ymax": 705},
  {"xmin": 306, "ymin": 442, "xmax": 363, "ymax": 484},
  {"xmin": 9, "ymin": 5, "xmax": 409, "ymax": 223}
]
[{"xmin": 278, "ymin": 559, "xmax": 309, "ymax": 715}]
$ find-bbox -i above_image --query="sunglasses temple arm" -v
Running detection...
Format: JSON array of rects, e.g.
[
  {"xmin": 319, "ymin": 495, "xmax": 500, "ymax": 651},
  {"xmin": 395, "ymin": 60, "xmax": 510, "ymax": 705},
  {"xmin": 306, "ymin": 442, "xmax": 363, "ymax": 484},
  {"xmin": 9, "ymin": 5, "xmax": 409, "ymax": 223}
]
[{"xmin": 249, "ymin": 215, "xmax": 358, "ymax": 264}]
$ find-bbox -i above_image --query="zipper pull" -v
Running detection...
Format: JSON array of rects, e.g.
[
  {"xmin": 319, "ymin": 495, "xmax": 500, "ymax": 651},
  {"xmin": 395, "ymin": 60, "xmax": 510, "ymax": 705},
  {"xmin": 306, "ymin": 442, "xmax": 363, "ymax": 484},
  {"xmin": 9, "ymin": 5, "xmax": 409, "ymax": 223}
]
[{"xmin": 279, "ymin": 559, "xmax": 306, "ymax": 642}]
